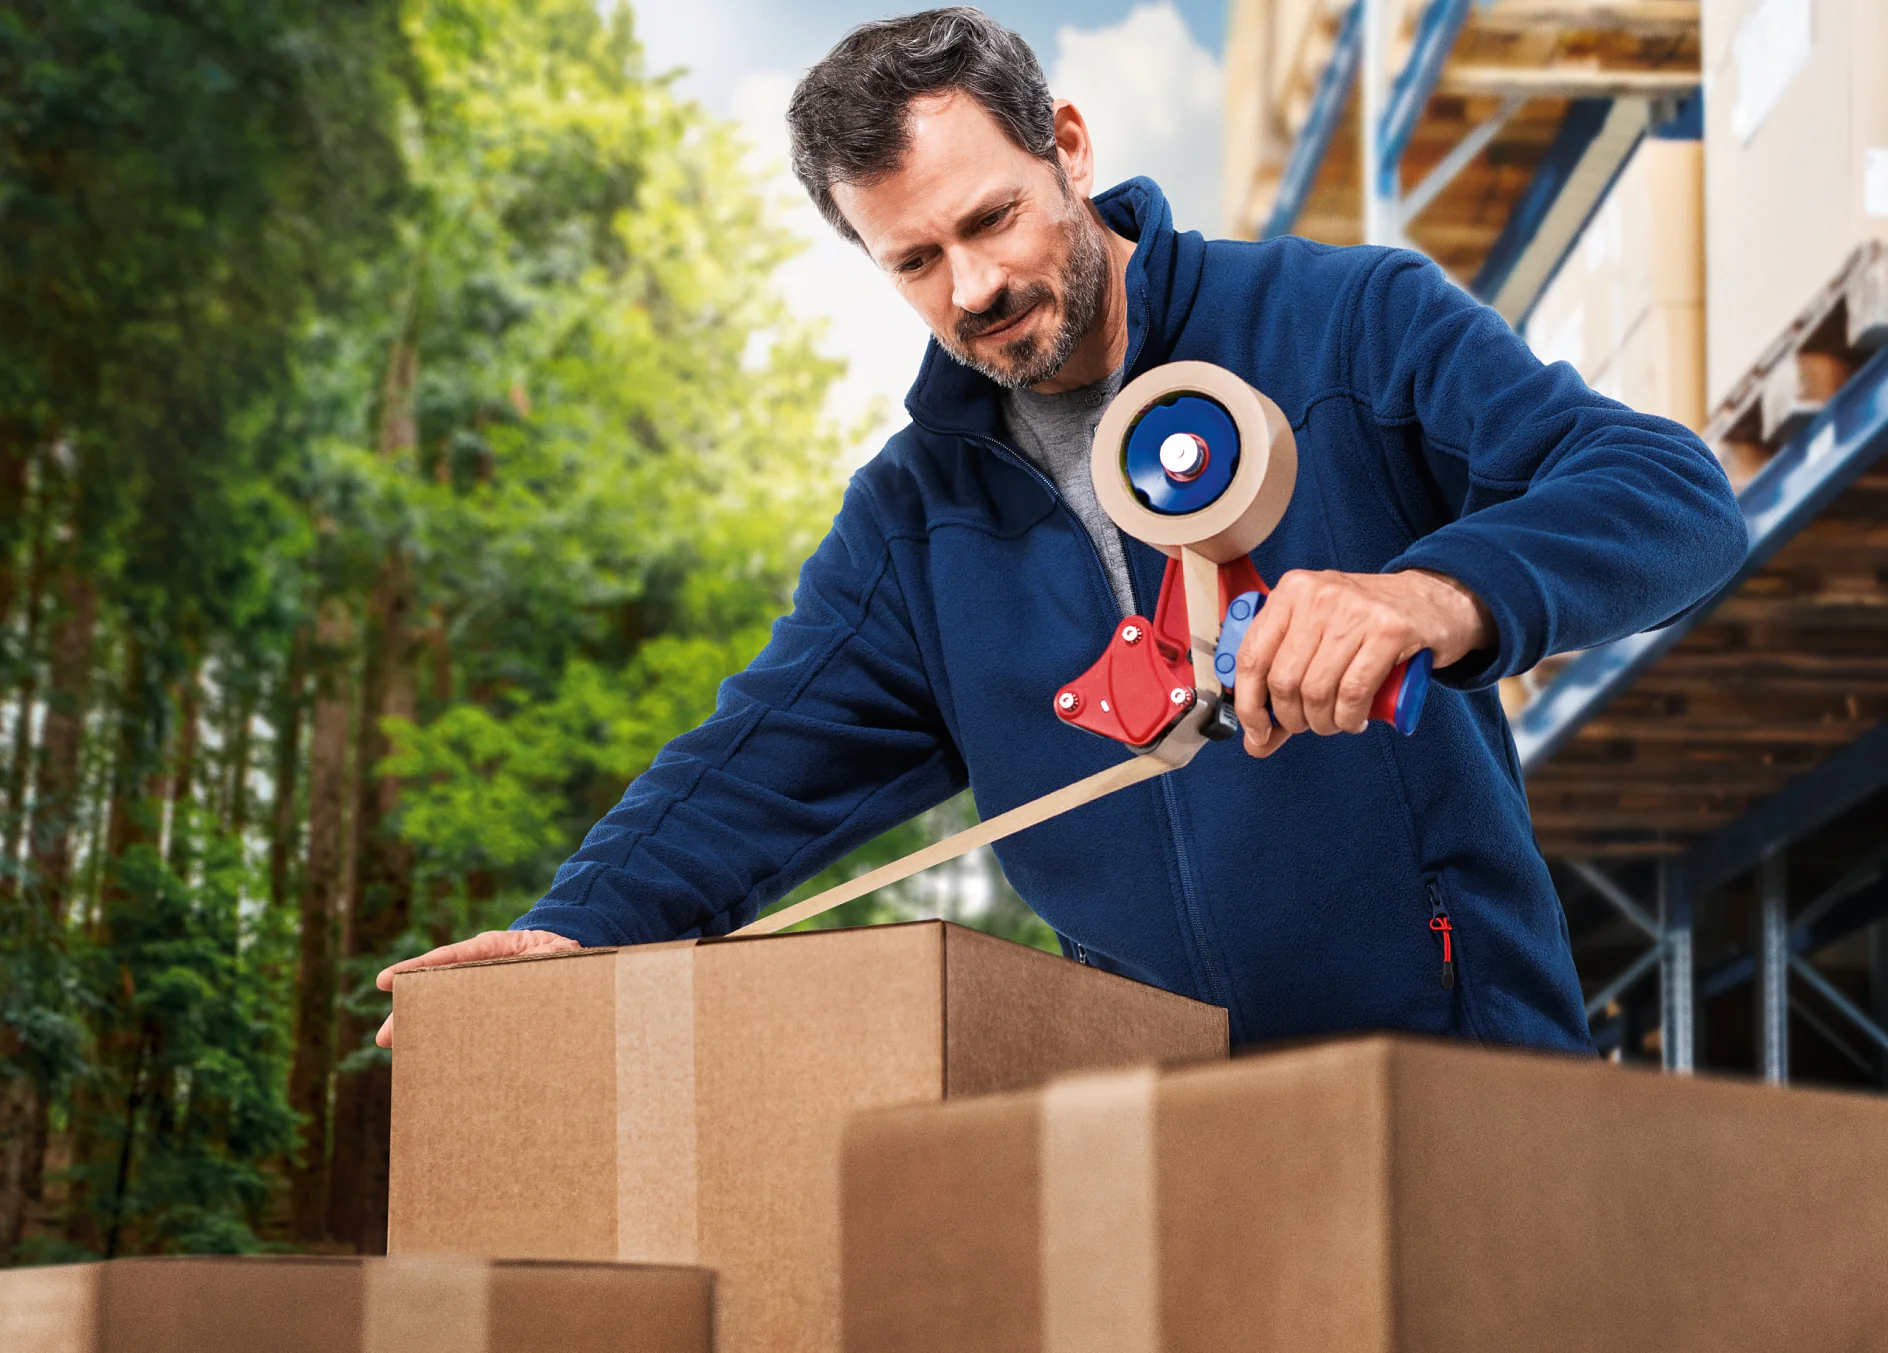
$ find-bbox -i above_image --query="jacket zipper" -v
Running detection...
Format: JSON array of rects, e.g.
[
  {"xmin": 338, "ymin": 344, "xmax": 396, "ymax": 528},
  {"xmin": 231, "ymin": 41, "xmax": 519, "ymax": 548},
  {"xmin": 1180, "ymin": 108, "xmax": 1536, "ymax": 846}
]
[
  {"xmin": 1427, "ymin": 879, "xmax": 1455, "ymax": 991},
  {"xmin": 956, "ymin": 431, "xmax": 1228, "ymax": 1008}
]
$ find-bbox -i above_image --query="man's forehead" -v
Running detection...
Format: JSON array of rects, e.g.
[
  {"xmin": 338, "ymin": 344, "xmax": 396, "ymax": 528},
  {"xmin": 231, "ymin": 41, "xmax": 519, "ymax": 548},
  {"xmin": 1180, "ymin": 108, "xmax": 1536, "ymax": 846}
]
[{"xmin": 834, "ymin": 92, "xmax": 1040, "ymax": 260}]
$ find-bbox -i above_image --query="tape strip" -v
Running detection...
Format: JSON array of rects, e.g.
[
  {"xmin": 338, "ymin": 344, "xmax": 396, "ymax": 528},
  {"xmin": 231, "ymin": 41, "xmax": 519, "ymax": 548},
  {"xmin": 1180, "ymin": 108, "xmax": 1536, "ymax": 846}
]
[
  {"xmin": 614, "ymin": 943, "xmax": 699, "ymax": 1262},
  {"xmin": 1040, "ymin": 1068, "xmax": 1160, "ymax": 1353},
  {"xmin": 362, "ymin": 1256, "xmax": 489, "ymax": 1353},
  {"xmin": 0, "ymin": 1263, "xmax": 97, "ymax": 1353}
]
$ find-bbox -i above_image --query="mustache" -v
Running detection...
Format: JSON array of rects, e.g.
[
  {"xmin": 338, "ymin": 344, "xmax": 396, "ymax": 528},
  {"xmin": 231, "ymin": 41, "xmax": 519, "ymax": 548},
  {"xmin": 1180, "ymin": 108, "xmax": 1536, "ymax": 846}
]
[{"xmin": 956, "ymin": 283, "xmax": 1054, "ymax": 344}]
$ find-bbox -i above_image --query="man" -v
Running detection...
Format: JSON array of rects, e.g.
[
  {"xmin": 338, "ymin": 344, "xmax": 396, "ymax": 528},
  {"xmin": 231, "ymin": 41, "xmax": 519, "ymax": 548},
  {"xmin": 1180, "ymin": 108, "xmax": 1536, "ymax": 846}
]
[{"xmin": 377, "ymin": 8, "xmax": 1744, "ymax": 1050}]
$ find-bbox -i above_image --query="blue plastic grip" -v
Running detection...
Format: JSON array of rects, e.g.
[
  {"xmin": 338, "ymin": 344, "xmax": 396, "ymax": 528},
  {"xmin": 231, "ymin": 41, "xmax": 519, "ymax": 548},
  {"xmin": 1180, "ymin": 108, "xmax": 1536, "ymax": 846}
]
[{"xmin": 1213, "ymin": 590, "xmax": 1264, "ymax": 688}]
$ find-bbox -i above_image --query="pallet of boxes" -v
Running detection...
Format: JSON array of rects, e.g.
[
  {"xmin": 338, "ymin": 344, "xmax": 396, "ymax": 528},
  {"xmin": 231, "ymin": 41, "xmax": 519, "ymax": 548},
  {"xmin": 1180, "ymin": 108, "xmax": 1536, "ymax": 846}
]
[{"xmin": 13, "ymin": 919, "xmax": 1888, "ymax": 1350}]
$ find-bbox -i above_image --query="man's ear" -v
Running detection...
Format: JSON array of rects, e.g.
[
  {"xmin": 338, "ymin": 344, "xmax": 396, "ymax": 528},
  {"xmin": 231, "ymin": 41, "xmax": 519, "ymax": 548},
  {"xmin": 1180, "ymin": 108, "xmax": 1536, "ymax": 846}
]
[{"xmin": 1052, "ymin": 100, "xmax": 1097, "ymax": 199}]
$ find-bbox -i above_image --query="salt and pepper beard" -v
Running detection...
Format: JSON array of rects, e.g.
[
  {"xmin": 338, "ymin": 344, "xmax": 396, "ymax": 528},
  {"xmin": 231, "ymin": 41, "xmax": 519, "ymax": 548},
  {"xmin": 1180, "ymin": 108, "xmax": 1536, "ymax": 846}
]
[{"xmin": 939, "ymin": 185, "xmax": 1112, "ymax": 390}]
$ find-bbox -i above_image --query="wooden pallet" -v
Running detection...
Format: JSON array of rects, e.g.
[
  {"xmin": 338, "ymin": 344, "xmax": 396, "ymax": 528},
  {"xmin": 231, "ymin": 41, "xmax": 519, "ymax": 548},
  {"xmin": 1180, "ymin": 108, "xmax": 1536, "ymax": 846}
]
[
  {"xmin": 1703, "ymin": 241, "xmax": 1888, "ymax": 489},
  {"xmin": 1517, "ymin": 243, "xmax": 1888, "ymax": 860}
]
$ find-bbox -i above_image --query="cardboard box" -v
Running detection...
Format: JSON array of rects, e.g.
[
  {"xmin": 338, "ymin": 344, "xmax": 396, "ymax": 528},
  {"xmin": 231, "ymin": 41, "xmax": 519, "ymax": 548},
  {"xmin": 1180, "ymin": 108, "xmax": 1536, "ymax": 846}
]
[
  {"xmin": 843, "ymin": 1036, "xmax": 1888, "ymax": 1352},
  {"xmin": 0, "ymin": 1255, "xmax": 712, "ymax": 1353},
  {"xmin": 1705, "ymin": 0, "xmax": 1888, "ymax": 405},
  {"xmin": 1591, "ymin": 302, "xmax": 1709, "ymax": 429},
  {"xmin": 390, "ymin": 921, "xmax": 1227, "ymax": 1353},
  {"xmin": 1527, "ymin": 137, "xmax": 1704, "ymax": 385}
]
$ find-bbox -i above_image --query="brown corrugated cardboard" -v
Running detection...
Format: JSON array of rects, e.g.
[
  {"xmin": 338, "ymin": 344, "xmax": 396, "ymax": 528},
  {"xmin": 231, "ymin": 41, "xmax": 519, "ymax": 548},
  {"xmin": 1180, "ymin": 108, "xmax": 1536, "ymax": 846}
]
[
  {"xmin": 1592, "ymin": 303, "xmax": 1708, "ymax": 430},
  {"xmin": 1705, "ymin": 0, "xmax": 1888, "ymax": 405},
  {"xmin": 0, "ymin": 1255, "xmax": 712, "ymax": 1353},
  {"xmin": 1526, "ymin": 137, "xmax": 1704, "ymax": 399},
  {"xmin": 843, "ymin": 1036, "xmax": 1888, "ymax": 1352},
  {"xmin": 390, "ymin": 921, "xmax": 1227, "ymax": 1353}
]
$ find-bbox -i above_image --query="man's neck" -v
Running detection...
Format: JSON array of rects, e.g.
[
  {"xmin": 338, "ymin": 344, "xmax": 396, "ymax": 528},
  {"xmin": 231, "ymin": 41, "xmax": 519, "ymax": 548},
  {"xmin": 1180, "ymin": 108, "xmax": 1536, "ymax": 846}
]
[{"xmin": 1027, "ymin": 211, "xmax": 1136, "ymax": 395}]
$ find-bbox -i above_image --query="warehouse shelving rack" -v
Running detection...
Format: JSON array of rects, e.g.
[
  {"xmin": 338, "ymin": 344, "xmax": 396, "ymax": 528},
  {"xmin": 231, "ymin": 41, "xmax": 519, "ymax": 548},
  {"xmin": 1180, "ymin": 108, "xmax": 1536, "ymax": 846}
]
[{"xmin": 1223, "ymin": 0, "xmax": 1888, "ymax": 1087}]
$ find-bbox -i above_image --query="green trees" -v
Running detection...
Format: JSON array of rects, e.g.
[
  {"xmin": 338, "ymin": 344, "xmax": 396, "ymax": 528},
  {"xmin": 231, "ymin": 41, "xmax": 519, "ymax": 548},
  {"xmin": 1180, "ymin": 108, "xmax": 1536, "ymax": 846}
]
[
  {"xmin": 0, "ymin": 0, "xmax": 865, "ymax": 1260},
  {"xmin": 0, "ymin": 0, "xmax": 1052, "ymax": 1264}
]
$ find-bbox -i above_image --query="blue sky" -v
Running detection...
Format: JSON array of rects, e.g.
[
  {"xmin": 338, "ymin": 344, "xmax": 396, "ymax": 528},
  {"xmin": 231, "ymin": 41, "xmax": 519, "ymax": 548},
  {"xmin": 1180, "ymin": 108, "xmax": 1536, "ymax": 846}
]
[
  {"xmin": 637, "ymin": 2, "xmax": 1227, "ymax": 110},
  {"xmin": 635, "ymin": 2, "xmax": 1231, "ymax": 455}
]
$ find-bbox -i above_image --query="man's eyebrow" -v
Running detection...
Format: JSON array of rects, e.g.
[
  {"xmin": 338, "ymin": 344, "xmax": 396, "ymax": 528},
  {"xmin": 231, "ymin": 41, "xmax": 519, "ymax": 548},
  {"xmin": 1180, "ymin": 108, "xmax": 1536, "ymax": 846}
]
[
  {"xmin": 954, "ymin": 189, "xmax": 1018, "ymax": 230},
  {"xmin": 874, "ymin": 187, "xmax": 1024, "ymax": 269}
]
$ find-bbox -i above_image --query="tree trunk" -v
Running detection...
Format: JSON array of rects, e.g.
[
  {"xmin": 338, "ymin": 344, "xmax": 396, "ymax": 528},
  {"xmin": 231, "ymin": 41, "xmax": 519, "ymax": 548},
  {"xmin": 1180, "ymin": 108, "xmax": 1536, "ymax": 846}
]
[
  {"xmin": 0, "ymin": 1027, "xmax": 38, "ymax": 1259},
  {"xmin": 0, "ymin": 422, "xmax": 33, "ymax": 640},
  {"xmin": 69, "ymin": 634, "xmax": 157, "ymax": 1253},
  {"xmin": 327, "ymin": 333, "xmax": 421, "ymax": 1254},
  {"xmin": 2, "ymin": 514, "xmax": 49, "ymax": 894},
  {"xmin": 325, "ymin": 555, "xmax": 415, "ymax": 1255},
  {"xmin": 164, "ymin": 664, "xmax": 201, "ymax": 875},
  {"xmin": 221, "ymin": 678, "xmax": 255, "ymax": 840},
  {"xmin": 29, "ymin": 569, "xmax": 97, "ymax": 922},
  {"xmin": 269, "ymin": 625, "xmax": 309, "ymax": 913},
  {"xmin": 288, "ymin": 601, "xmax": 353, "ymax": 1241},
  {"xmin": 102, "ymin": 633, "xmax": 157, "ymax": 883}
]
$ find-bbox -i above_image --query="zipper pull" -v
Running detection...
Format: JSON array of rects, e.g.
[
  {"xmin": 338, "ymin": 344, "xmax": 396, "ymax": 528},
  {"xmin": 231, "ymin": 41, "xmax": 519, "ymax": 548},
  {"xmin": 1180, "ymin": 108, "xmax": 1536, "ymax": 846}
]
[{"xmin": 1427, "ymin": 882, "xmax": 1455, "ymax": 991}]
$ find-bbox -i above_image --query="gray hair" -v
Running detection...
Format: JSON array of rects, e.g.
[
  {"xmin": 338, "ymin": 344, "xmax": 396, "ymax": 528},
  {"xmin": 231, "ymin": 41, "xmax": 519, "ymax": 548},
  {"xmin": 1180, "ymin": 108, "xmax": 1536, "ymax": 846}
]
[{"xmin": 785, "ymin": 8, "xmax": 1059, "ymax": 245}]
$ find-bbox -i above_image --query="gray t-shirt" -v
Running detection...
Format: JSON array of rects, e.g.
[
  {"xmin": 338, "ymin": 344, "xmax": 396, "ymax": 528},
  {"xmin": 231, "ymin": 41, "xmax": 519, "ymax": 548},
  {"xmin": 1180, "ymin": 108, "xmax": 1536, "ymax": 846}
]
[{"xmin": 1001, "ymin": 367, "xmax": 1136, "ymax": 618}]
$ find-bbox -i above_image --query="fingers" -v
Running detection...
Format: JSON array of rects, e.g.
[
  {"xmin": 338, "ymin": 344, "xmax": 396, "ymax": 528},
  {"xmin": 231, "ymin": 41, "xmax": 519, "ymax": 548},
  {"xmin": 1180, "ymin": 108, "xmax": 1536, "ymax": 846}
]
[
  {"xmin": 1243, "ymin": 719, "xmax": 1293, "ymax": 759},
  {"xmin": 1333, "ymin": 632, "xmax": 1408, "ymax": 734},
  {"xmin": 375, "ymin": 928, "xmax": 575, "ymax": 993},
  {"xmin": 1233, "ymin": 584, "xmax": 1292, "ymax": 735},
  {"xmin": 1295, "ymin": 624, "xmax": 1366, "ymax": 736},
  {"xmin": 1235, "ymin": 570, "xmax": 1421, "ymax": 747},
  {"xmin": 373, "ymin": 929, "xmax": 581, "ymax": 1049}
]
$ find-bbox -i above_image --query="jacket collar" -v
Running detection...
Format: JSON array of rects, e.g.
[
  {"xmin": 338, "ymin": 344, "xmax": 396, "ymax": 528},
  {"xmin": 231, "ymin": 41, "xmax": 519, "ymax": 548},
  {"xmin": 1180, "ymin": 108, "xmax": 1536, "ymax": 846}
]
[{"xmin": 902, "ymin": 177, "xmax": 1207, "ymax": 444}]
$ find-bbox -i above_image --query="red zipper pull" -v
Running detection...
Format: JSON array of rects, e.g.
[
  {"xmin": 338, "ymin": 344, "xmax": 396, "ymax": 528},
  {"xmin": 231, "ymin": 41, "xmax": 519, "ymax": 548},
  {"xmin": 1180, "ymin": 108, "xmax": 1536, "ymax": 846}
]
[{"xmin": 1428, "ymin": 915, "xmax": 1454, "ymax": 990}]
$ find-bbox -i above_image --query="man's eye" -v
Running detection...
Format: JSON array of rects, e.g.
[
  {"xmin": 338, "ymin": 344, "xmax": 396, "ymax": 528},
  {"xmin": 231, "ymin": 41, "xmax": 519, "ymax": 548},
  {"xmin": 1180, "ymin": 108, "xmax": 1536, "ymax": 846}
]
[
  {"xmin": 979, "ymin": 206, "xmax": 1010, "ymax": 229},
  {"xmin": 897, "ymin": 256, "xmax": 926, "ymax": 275}
]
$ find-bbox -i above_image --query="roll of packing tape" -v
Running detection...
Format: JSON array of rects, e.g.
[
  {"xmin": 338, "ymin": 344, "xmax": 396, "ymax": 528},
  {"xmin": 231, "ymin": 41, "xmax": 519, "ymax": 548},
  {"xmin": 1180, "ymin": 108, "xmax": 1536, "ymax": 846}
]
[{"xmin": 1090, "ymin": 362, "xmax": 1297, "ymax": 563}]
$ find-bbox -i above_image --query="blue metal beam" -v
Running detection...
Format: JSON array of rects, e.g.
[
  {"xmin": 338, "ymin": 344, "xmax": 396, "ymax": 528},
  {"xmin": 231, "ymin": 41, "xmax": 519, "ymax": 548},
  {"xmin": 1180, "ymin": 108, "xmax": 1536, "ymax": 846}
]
[
  {"xmin": 1469, "ymin": 98, "xmax": 1619, "ymax": 306},
  {"xmin": 1515, "ymin": 344, "xmax": 1888, "ymax": 773},
  {"xmin": 1682, "ymin": 721, "xmax": 1888, "ymax": 892},
  {"xmin": 1263, "ymin": 0, "xmax": 1361, "ymax": 239},
  {"xmin": 1376, "ymin": 0, "xmax": 1473, "ymax": 199},
  {"xmin": 1266, "ymin": 0, "xmax": 1473, "ymax": 238}
]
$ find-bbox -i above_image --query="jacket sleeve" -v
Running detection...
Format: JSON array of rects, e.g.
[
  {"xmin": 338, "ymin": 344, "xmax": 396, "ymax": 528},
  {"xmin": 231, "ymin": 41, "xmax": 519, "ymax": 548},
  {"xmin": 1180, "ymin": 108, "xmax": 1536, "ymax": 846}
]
[
  {"xmin": 510, "ymin": 474, "xmax": 965, "ymax": 945},
  {"xmin": 1356, "ymin": 249, "xmax": 1748, "ymax": 688}
]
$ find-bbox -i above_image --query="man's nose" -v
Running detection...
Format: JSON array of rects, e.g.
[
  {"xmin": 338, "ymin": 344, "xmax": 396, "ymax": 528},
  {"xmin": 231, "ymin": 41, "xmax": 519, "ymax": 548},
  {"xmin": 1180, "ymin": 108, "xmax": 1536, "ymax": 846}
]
[{"xmin": 948, "ymin": 247, "xmax": 1006, "ymax": 317}]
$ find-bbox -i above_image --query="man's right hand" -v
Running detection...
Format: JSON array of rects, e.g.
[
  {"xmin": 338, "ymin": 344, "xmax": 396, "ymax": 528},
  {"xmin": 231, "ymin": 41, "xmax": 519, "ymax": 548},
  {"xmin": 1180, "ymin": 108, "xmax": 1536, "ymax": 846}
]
[{"xmin": 374, "ymin": 928, "xmax": 580, "ymax": 1048}]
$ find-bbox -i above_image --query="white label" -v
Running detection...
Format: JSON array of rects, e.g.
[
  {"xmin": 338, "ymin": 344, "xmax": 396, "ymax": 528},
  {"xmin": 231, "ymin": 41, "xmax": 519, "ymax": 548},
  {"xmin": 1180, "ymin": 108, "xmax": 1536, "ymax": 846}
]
[
  {"xmin": 1732, "ymin": 0, "xmax": 1813, "ymax": 143},
  {"xmin": 1865, "ymin": 147, "xmax": 1888, "ymax": 218}
]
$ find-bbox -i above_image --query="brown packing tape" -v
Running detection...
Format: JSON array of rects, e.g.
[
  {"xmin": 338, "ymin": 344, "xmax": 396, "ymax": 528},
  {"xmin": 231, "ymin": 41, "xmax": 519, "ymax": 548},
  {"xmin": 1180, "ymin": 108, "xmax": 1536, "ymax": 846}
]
[
  {"xmin": 1039, "ymin": 1070, "xmax": 1158, "ymax": 1353},
  {"xmin": 362, "ymin": 1256, "xmax": 490, "ymax": 1353},
  {"xmin": 1089, "ymin": 361, "xmax": 1298, "ymax": 563},
  {"xmin": 0, "ymin": 1262, "xmax": 97, "ymax": 1353},
  {"xmin": 614, "ymin": 943, "xmax": 700, "ymax": 1263}
]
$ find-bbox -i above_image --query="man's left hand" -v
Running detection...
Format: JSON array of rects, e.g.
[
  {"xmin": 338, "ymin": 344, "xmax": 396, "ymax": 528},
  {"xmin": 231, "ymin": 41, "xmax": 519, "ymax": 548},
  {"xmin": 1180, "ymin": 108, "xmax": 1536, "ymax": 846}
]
[{"xmin": 1232, "ymin": 568, "xmax": 1493, "ymax": 756}]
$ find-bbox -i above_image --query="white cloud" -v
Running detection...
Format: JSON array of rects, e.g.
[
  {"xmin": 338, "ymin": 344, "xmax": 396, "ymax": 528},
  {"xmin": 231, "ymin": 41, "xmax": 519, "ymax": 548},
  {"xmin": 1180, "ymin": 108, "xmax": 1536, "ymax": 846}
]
[
  {"xmin": 731, "ymin": 71, "xmax": 935, "ymax": 465},
  {"xmin": 1049, "ymin": 2, "xmax": 1224, "ymax": 235},
  {"xmin": 722, "ymin": 3, "xmax": 1225, "ymax": 465}
]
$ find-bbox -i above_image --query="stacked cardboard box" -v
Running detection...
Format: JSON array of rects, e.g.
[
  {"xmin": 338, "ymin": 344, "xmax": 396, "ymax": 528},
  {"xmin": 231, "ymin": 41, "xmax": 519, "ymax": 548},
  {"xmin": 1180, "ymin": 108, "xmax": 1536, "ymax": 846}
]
[
  {"xmin": 1704, "ymin": 0, "xmax": 1888, "ymax": 407},
  {"xmin": 0, "ymin": 1255, "xmax": 712, "ymax": 1353},
  {"xmin": 390, "ymin": 921, "xmax": 1227, "ymax": 1353},
  {"xmin": 843, "ymin": 1037, "xmax": 1888, "ymax": 1352},
  {"xmin": 1525, "ymin": 136, "xmax": 1706, "ymax": 429}
]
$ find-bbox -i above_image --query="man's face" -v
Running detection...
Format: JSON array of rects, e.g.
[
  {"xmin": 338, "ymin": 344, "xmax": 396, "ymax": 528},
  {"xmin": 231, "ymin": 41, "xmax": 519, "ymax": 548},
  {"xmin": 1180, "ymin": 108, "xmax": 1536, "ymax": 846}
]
[{"xmin": 832, "ymin": 92, "xmax": 1109, "ymax": 389}]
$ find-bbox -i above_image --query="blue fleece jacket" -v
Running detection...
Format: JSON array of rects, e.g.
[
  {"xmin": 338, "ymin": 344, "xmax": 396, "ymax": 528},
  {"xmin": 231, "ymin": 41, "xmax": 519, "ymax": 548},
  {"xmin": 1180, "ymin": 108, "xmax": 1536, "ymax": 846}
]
[{"xmin": 513, "ymin": 178, "xmax": 1746, "ymax": 1051}]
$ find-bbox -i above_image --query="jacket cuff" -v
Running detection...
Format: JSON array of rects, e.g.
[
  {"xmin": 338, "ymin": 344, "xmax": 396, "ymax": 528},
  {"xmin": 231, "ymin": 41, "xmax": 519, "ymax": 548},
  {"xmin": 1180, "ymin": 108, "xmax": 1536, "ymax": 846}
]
[
  {"xmin": 509, "ymin": 903, "xmax": 639, "ymax": 949},
  {"xmin": 1384, "ymin": 534, "xmax": 1549, "ymax": 690}
]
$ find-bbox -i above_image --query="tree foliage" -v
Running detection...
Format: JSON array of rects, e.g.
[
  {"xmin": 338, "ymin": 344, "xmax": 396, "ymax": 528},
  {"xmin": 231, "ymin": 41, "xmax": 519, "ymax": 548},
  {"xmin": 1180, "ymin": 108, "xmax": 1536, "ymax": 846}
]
[{"xmin": 0, "ymin": 0, "xmax": 1049, "ymax": 1264}]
